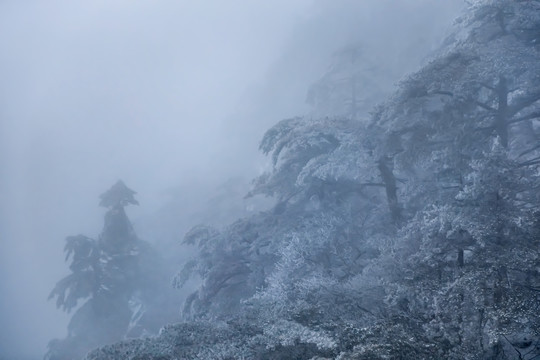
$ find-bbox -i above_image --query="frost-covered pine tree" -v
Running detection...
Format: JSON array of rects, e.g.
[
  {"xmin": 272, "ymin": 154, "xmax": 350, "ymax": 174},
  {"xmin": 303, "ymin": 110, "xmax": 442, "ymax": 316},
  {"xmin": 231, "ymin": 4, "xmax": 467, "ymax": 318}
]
[
  {"xmin": 372, "ymin": 0, "xmax": 540, "ymax": 221},
  {"xmin": 367, "ymin": 0, "xmax": 540, "ymax": 358},
  {"xmin": 46, "ymin": 181, "xmax": 173, "ymax": 360},
  {"xmin": 81, "ymin": 1, "xmax": 540, "ymax": 359}
]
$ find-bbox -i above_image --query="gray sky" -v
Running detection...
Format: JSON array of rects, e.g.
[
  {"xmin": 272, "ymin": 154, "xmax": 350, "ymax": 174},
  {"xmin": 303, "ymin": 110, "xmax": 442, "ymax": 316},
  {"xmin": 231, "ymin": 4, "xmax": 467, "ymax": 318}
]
[{"xmin": 0, "ymin": 1, "xmax": 463, "ymax": 358}]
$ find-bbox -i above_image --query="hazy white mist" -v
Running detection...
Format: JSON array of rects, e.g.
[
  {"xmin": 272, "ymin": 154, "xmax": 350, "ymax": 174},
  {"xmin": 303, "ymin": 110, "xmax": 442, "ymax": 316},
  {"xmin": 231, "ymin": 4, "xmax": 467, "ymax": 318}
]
[{"xmin": 0, "ymin": 1, "xmax": 463, "ymax": 358}]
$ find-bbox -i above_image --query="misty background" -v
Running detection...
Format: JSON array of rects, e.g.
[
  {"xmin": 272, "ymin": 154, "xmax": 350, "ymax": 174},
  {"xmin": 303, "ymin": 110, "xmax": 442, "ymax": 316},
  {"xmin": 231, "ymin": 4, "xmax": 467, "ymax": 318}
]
[{"xmin": 0, "ymin": 1, "xmax": 464, "ymax": 359}]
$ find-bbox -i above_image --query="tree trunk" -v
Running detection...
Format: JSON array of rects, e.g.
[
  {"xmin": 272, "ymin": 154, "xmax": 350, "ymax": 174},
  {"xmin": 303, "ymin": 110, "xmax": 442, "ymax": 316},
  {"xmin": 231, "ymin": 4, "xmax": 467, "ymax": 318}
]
[
  {"xmin": 495, "ymin": 75, "xmax": 509, "ymax": 148},
  {"xmin": 378, "ymin": 156, "xmax": 401, "ymax": 223},
  {"xmin": 493, "ymin": 266, "xmax": 508, "ymax": 306}
]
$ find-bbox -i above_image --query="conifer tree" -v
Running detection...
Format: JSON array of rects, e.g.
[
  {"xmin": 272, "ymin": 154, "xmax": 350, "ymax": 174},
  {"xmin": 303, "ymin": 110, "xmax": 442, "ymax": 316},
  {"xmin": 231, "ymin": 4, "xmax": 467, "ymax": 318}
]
[{"xmin": 46, "ymin": 181, "xmax": 170, "ymax": 360}]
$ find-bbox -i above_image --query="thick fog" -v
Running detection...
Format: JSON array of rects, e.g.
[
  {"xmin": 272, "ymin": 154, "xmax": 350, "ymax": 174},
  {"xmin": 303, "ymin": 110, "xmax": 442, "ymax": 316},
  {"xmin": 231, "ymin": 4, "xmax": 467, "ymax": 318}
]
[{"xmin": 0, "ymin": 1, "xmax": 464, "ymax": 359}]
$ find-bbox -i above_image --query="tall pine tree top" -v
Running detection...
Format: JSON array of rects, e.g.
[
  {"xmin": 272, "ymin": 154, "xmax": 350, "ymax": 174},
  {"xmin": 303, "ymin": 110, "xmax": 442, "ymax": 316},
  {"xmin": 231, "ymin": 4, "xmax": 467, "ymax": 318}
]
[{"xmin": 99, "ymin": 180, "xmax": 139, "ymax": 208}]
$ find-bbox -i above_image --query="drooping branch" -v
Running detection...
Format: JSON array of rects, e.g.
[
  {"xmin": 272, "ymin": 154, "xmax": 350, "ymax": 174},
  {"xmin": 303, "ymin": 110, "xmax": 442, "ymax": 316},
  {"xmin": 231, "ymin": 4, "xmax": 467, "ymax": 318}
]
[
  {"xmin": 508, "ymin": 111, "xmax": 540, "ymax": 125},
  {"xmin": 518, "ymin": 144, "xmax": 540, "ymax": 158},
  {"xmin": 508, "ymin": 90, "xmax": 540, "ymax": 117},
  {"xmin": 518, "ymin": 157, "xmax": 540, "ymax": 167}
]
